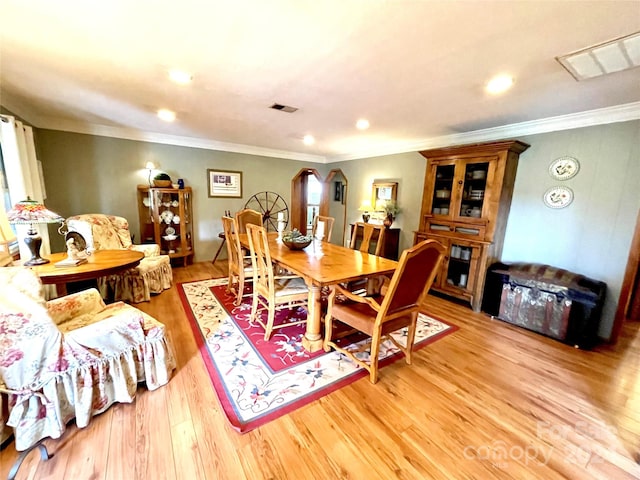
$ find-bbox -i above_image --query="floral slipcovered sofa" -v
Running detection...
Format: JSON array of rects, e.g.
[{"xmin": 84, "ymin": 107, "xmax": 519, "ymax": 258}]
[
  {"xmin": 66, "ymin": 214, "xmax": 173, "ymax": 303},
  {"xmin": 0, "ymin": 266, "xmax": 176, "ymax": 451}
]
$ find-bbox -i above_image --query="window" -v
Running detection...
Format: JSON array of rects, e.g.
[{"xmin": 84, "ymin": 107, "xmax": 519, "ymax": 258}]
[{"xmin": 306, "ymin": 175, "xmax": 322, "ymax": 229}]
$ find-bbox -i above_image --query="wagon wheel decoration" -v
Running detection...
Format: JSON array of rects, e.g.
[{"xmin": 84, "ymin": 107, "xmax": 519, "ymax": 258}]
[{"xmin": 244, "ymin": 191, "xmax": 289, "ymax": 232}]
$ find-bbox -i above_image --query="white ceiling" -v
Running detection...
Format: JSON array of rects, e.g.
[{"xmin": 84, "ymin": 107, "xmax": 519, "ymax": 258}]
[{"xmin": 1, "ymin": 1, "xmax": 639, "ymax": 163}]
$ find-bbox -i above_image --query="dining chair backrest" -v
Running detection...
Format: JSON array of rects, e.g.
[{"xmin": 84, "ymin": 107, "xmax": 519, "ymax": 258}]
[
  {"xmin": 222, "ymin": 216, "xmax": 241, "ymax": 272},
  {"xmin": 222, "ymin": 215, "xmax": 254, "ymax": 305},
  {"xmin": 245, "ymin": 223, "xmax": 308, "ymax": 340},
  {"xmin": 246, "ymin": 224, "xmax": 275, "ymax": 297},
  {"xmin": 380, "ymin": 239, "xmax": 446, "ymax": 319},
  {"xmin": 235, "ymin": 209, "xmax": 263, "ymax": 234},
  {"xmin": 312, "ymin": 215, "xmax": 335, "ymax": 242},
  {"xmin": 350, "ymin": 222, "xmax": 385, "ymax": 256}
]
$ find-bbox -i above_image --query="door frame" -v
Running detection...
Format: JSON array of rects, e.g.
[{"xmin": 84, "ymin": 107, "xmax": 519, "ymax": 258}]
[
  {"xmin": 610, "ymin": 208, "xmax": 640, "ymax": 343},
  {"xmin": 290, "ymin": 168, "xmax": 324, "ymax": 234}
]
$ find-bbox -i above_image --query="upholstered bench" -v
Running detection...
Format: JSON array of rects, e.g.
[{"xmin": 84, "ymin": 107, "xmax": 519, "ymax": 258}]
[{"xmin": 482, "ymin": 262, "xmax": 606, "ymax": 349}]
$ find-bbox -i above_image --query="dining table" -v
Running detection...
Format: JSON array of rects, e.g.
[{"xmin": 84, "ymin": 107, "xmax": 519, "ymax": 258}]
[{"xmin": 239, "ymin": 232, "xmax": 398, "ymax": 352}]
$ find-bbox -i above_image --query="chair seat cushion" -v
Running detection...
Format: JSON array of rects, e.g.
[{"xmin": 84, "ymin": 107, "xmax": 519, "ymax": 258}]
[
  {"xmin": 331, "ymin": 295, "xmax": 412, "ymax": 336},
  {"xmin": 273, "ymin": 277, "xmax": 308, "ymax": 297}
]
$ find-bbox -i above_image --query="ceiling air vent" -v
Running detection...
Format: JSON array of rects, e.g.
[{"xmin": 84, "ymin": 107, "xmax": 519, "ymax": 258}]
[
  {"xmin": 556, "ymin": 31, "xmax": 640, "ymax": 81},
  {"xmin": 270, "ymin": 103, "xmax": 298, "ymax": 113}
]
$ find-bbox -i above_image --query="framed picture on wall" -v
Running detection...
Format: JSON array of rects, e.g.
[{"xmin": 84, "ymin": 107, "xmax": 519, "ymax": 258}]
[
  {"xmin": 207, "ymin": 169, "xmax": 242, "ymax": 198},
  {"xmin": 334, "ymin": 181, "xmax": 342, "ymax": 201}
]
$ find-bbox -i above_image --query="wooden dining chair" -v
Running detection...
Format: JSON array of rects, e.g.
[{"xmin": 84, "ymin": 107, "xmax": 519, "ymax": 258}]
[
  {"xmin": 324, "ymin": 239, "xmax": 446, "ymax": 383},
  {"xmin": 221, "ymin": 216, "xmax": 254, "ymax": 306},
  {"xmin": 246, "ymin": 224, "xmax": 309, "ymax": 340},
  {"xmin": 311, "ymin": 215, "xmax": 335, "ymax": 242},
  {"xmin": 350, "ymin": 222, "xmax": 385, "ymax": 256},
  {"xmin": 346, "ymin": 222, "xmax": 387, "ymax": 294},
  {"xmin": 235, "ymin": 208, "xmax": 263, "ymax": 234}
]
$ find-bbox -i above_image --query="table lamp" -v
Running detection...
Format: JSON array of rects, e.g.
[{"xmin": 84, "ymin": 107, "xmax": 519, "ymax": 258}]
[
  {"xmin": 0, "ymin": 207, "xmax": 17, "ymax": 266},
  {"xmin": 7, "ymin": 197, "xmax": 64, "ymax": 266},
  {"xmin": 145, "ymin": 161, "xmax": 156, "ymax": 186},
  {"xmin": 358, "ymin": 200, "xmax": 372, "ymax": 223}
]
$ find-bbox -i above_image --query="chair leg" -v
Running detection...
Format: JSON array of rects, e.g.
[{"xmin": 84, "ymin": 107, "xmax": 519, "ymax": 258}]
[
  {"xmin": 264, "ymin": 306, "xmax": 276, "ymax": 340},
  {"xmin": 323, "ymin": 314, "xmax": 333, "ymax": 352},
  {"xmin": 226, "ymin": 272, "xmax": 233, "ymax": 293},
  {"xmin": 250, "ymin": 294, "xmax": 258, "ymax": 324},
  {"xmin": 235, "ymin": 275, "xmax": 245, "ymax": 306},
  {"xmin": 405, "ymin": 319, "xmax": 417, "ymax": 365},
  {"xmin": 8, "ymin": 440, "xmax": 52, "ymax": 480},
  {"xmin": 369, "ymin": 330, "xmax": 382, "ymax": 384}
]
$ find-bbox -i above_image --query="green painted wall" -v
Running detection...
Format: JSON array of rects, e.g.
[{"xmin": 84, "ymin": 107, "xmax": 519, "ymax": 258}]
[
  {"xmin": 331, "ymin": 120, "xmax": 640, "ymax": 339},
  {"xmin": 34, "ymin": 130, "xmax": 327, "ymax": 258},
  {"xmin": 505, "ymin": 121, "xmax": 640, "ymax": 338},
  {"xmin": 32, "ymin": 120, "xmax": 639, "ymax": 339}
]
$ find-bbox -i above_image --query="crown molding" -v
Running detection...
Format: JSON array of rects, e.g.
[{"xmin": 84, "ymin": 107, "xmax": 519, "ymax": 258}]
[
  {"xmin": 4, "ymin": 94, "xmax": 638, "ymax": 164},
  {"xmin": 33, "ymin": 117, "xmax": 328, "ymax": 163},
  {"xmin": 326, "ymin": 101, "xmax": 640, "ymax": 162}
]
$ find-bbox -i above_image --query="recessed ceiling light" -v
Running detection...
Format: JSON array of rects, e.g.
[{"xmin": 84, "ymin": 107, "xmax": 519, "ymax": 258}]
[
  {"xmin": 157, "ymin": 109, "xmax": 176, "ymax": 122},
  {"xmin": 486, "ymin": 75, "xmax": 514, "ymax": 94},
  {"xmin": 356, "ymin": 119, "xmax": 370, "ymax": 130},
  {"xmin": 169, "ymin": 69, "xmax": 192, "ymax": 84},
  {"xmin": 303, "ymin": 135, "xmax": 315, "ymax": 145}
]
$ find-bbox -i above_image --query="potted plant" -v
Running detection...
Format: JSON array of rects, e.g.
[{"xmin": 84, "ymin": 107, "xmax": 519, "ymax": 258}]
[
  {"xmin": 381, "ymin": 200, "xmax": 400, "ymax": 228},
  {"xmin": 153, "ymin": 172, "xmax": 172, "ymax": 188}
]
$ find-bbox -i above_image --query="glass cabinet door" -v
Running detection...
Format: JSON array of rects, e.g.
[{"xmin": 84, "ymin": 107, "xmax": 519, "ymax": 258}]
[
  {"xmin": 445, "ymin": 241, "xmax": 476, "ymax": 291},
  {"xmin": 181, "ymin": 190, "xmax": 193, "ymax": 256},
  {"xmin": 458, "ymin": 161, "xmax": 489, "ymax": 219},
  {"xmin": 137, "ymin": 188, "xmax": 156, "ymax": 243},
  {"xmin": 154, "ymin": 190, "xmax": 178, "ymax": 253},
  {"xmin": 431, "ymin": 164, "xmax": 455, "ymax": 216}
]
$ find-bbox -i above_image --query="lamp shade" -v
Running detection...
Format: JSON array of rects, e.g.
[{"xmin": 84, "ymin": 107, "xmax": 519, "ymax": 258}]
[
  {"xmin": 358, "ymin": 200, "xmax": 372, "ymax": 212},
  {"xmin": 7, "ymin": 198, "xmax": 64, "ymax": 265},
  {"xmin": 7, "ymin": 197, "xmax": 64, "ymax": 226}
]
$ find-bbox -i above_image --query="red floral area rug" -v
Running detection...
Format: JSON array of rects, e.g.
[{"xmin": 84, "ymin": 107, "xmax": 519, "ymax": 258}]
[{"xmin": 177, "ymin": 278, "xmax": 458, "ymax": 433}]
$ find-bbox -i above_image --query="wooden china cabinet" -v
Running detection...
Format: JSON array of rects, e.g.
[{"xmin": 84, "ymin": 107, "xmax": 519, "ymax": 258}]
[
  {"xmin": 137, "ymin": 185, "xmax": 194, "ymax": 266},
  {"xmin": 414, "ymin": 140, "xmax": 529, "ymax": 311}
]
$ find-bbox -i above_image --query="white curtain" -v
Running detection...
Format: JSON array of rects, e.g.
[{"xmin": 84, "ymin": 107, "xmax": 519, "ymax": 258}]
[{"xmin": 0, "ymin": 114, "xmax": 53, "ymax": 262}]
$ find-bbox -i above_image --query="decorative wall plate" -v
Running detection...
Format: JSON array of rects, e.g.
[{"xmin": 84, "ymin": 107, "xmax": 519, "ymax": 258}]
[
  {"xmin": 549, "ymin": 156, "xmax": 580, "ymax": 180},
  {"xmin": 543, "ymin": 186, "xmax": 574, "ymax": 208}
]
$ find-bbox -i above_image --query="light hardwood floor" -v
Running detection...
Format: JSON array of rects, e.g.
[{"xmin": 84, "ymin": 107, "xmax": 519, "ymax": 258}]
[{"xmin": 1, "ymin": 261, "xmax": 639, "ymax": 479}]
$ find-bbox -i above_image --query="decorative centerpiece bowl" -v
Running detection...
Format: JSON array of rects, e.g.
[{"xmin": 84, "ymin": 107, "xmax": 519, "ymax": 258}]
[
  {"xmin": 153, "ymin": 172, "xmax": 172, "ymax": 188},
  {"xmin": 282, "ymin": 229, "xmax": 312, "ymax": 250},
  {"xmin": 283, "ymin": 238, "xmax": 312, "ymax": 250}
]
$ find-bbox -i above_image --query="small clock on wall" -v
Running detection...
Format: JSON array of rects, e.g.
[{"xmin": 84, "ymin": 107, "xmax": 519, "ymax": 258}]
[
  {"xmin": 543, "ymin": 186, "xmax": 574, "ymax": 209},
  {"xmin": 549, "ymin": 156, "xmax": 580, "ymax": 181}
]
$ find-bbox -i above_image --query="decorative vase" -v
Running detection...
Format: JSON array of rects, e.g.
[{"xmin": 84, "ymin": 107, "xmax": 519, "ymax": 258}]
[
  {"xmin": 383, "ymin": 214, "xmax": 394, "ymax": 228},
  {"xmin": 362, "ymin": 213, "xmax": 370, "ymax": 223}
]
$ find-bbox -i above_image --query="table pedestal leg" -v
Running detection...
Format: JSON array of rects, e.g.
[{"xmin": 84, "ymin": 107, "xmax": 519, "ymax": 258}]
[{"xmin": 302, "ymin": 284, "xmax": 324, "ymax": 352}]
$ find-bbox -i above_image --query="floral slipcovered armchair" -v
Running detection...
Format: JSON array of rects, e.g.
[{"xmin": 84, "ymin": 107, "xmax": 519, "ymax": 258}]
[
  {"xmin": 0, "ymin": 266, "xmax": 176, "ymax": 454},
  {"xmin": 66, "ymin": 214, "xmax": 173, "ymax": 303}
]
